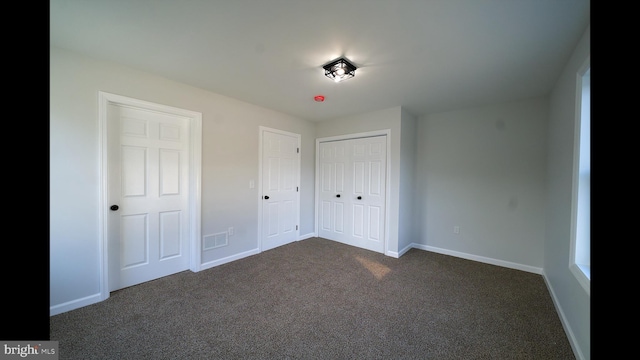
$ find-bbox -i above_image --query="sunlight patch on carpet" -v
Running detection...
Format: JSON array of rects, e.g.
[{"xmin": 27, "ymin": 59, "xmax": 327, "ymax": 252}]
[{"xmin": 354, "ymin": 255, "xmax": 391, "ymax": 280}]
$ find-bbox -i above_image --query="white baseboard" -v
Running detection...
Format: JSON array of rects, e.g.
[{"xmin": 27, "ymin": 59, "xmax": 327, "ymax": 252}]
[
  {"xmin": 409, "ymin": 243, "xmax": 543, "ymax": 275},
  {"xmin": 298, "ymin": 232, "xmax": 316, "ymax": 241},
  {"xmin": 397, "ymin": 243, "xmax": 414, "ymax": 257},
  {"xmin": 50, "ymin": 293, "xmax": 103, "ymax": 316},
  {"xmin": 386, "ymin": 245, "xmax": 411, "ymax": 258},
  {"xmin": 542, "ymin": 272, "xmax": 586, "ymax": 360},
  {"xmin": 199, "ymin": 248, "xmax": 261, "ymax": 271}
]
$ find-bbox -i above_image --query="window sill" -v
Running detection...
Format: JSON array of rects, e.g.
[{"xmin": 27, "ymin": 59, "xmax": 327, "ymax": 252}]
[{"xmin": 570, "ymin": 263, "xmax": 590, "ymax": 295}]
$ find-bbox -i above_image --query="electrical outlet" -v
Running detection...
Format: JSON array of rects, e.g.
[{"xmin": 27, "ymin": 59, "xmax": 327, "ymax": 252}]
[
  {"xmin": 228, "ymin": 227, "xmax": 234, "ymax": 236},
  {"xmin": 453, "ymin": 226, "xmax": 460, "ymax": 234}
]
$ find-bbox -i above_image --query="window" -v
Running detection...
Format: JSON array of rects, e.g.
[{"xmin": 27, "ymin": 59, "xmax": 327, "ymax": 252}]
[{"xmin": 569, "ymin": 57, "xmax": 590, "ymax": 295}]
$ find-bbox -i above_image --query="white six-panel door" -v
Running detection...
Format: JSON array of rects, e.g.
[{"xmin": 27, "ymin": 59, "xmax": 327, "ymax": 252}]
[
  {"xmin": 350, "ymin": 136, "xmax": 386, "ymax": 252},
  {"xmin": 318, "ymin": 135, "xmax": 387, "ymax": 253},
  {"xmin": 318, "ymin": 140, "xmax": 350, "ymax": 244},
  {"xmin": 107, "ymin": 104, "xmax": 191, "ymax": 291},
  {"xmin": 261, "ymin": 128, "xmax": 300, "ymax": 252}
]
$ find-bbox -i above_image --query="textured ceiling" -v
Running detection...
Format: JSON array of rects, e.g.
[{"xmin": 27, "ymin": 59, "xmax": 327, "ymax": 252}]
[{"xmin": 50, "ymin": 0, "xmax": 590, "ymax": 122}]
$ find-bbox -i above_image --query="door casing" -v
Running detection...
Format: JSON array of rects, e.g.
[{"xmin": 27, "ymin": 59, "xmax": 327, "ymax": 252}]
[
  {"xmin": 315, "ymin": 129, "xmax": 392, "ymax": 256},
  {"xmin": 98, "ymin": 91, "xmax": 202, "ymax": 301}
]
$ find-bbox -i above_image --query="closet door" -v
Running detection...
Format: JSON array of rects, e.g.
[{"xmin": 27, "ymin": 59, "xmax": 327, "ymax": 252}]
[
  {"xmin": 349, "ymin": 136, "xmax": 386, "ymax": 253},
  {"xmin": 318, "ymin": 140, "xmax": 351, "ymax": 244},
  {"xmin": 318, "ymin": 135, "xmax": 386, "ymax": 253}
]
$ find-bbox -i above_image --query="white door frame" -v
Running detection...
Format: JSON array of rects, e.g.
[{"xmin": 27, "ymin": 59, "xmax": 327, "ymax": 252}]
[
  {"xmin": 314, "ymin": 129, "xmax": 391, "ymax": 255},
  {"xmin": 258, "ymin": 126, "xmax": 301, "ymax": 251},
  {"xmin": 98, "ymin": 91, "xmax": 202, "ymax": 301}
]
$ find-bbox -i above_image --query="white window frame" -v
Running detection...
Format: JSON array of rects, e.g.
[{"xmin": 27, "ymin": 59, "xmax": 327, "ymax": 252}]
[{"xmin": 569, "ymin": 56, "xmax": 590, "ymax": 295}]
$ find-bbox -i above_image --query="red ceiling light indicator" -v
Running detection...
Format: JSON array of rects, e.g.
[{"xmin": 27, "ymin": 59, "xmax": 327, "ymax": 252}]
[{"xmin": 314, "ymin": 95, "xmax": 325, "ymax": 102}]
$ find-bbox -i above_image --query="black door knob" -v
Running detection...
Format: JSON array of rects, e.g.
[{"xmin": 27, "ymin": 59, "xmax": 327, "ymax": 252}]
[
  {"xmin": 357, "ymin": 196, "xmax": 362, "ymax": 200},
  {"xmin": 110, "ymin": 205, "xmax": 119, "ymax": 211},
  {"xmin": 336, "ymin": 194, "xmax": 340, "ymax": 198},
  {"xmin": 264, "ymin": 195, "xmax": 269, "ymax": 200}
]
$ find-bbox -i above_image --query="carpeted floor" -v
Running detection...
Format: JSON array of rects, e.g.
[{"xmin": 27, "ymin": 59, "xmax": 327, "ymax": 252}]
[{"xmin": 50, "ymin": 237, "xmax": 575, "ymax": 359}]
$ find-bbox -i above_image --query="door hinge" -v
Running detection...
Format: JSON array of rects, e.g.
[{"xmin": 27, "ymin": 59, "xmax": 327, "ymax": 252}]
[
  {"xmin": 296, "ymin": 225, "xmax": 298, "ymax": 230},
  {"xmin": 297, "ymin": 147, "xmax": 299, "ymax": 153},
  {"xmin": 296, "ymin": 186, "xmax": 299, "ymax": 192}
]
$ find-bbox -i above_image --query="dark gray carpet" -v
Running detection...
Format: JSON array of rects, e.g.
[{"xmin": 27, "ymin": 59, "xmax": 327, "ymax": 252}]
[{"xmin": 50, "ymin": 237, "xmax": 575, "ymax": 359}]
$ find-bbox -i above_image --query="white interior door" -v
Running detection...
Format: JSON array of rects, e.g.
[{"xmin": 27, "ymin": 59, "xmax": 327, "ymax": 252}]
[
  {"xmin": 349, "ymin": 136, "xmax": 386, "ymax": 253},
  {"xmin": 261, "ymin": 128, "xmax": 300, "ymax": 252},
  {"xmin": 318, "ymin": 140, "xmax": 351, "ymax": 244},
  {"xmin": 317, "ymin": 135, "xmax": 386, "ymax": 253},
  {"xmin": 107, "ymin": 104, "xmax": 191, "ymax": 291}
]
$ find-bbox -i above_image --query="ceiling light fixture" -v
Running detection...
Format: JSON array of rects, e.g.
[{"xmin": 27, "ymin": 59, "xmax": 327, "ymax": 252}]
[{"xmin": 323, "ymin": 57, "xmax": 357, "ymax": 83}]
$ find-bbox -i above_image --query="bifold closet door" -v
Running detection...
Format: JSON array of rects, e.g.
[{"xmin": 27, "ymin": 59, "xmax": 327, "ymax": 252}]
[
  {"xmin": 319, "ymin": 140, "xmax": 351, "ymax": 244},
  {"xmin": 318, "ymin": 135, "xmax": 386, "ymax": 253}
]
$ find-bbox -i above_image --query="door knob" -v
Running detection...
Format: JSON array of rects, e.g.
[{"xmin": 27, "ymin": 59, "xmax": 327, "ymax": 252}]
[
  {"xmin": 357, "ymin": 196, "xmax": 362, "ymax": 200},
  {"xmin": 336, "ymin": 194, "xmax": 340, "ymax": 198},
  {"xmin": 110, "ymin": 205, "xmax": 119, "ymax": 211},
  {"xmin": 264, "ymin": 195, "xmax": 269, "ymax": 200}
]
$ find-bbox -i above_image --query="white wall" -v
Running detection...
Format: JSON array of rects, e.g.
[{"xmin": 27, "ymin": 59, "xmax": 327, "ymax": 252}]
[
  {"xmin": 399, "ymin": 109, "xmax": 418, "ymax": 254},
  {"xmin": 315, "ymin": 107, "xmax": 403, "ymax": 256},
  {"xmin": 415, "ymin": 98, "xmax": 548, "ymax": 271},
  {"xmin": 50, "ymin": 47, "xmax": 316, "ymax": 314},
  {"xmin": 545, "ymin": 25, "xmax": 590, "ymax": 360}
]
